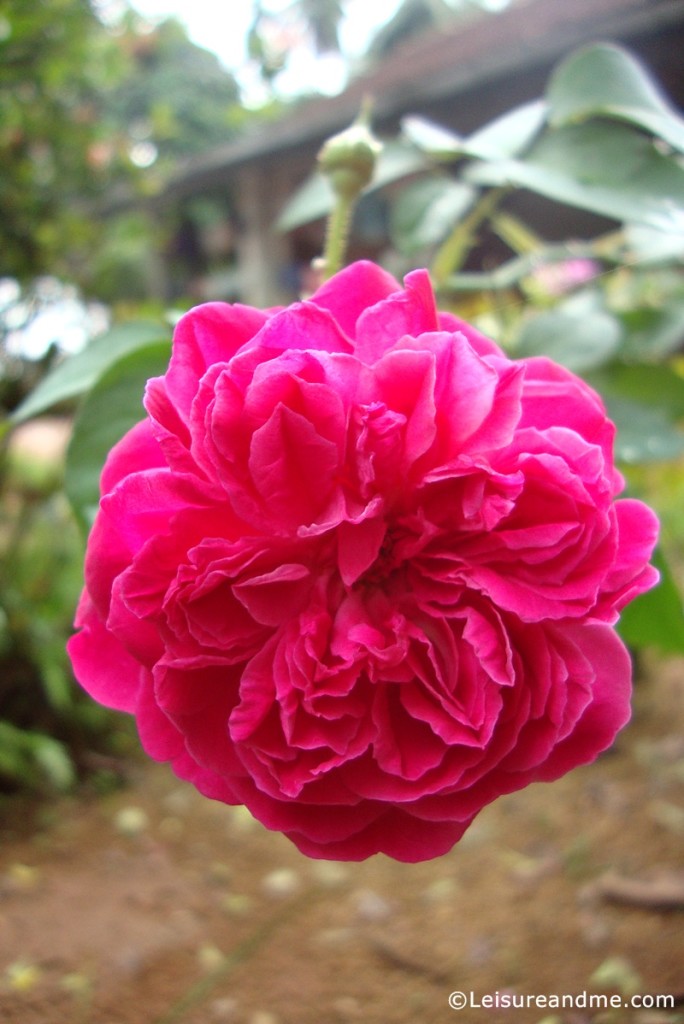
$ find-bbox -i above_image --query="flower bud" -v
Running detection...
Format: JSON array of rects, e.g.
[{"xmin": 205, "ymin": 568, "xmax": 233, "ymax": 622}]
[{"xmin": 318, "ymin": 110, "xmax": 382, "ymax": 200}]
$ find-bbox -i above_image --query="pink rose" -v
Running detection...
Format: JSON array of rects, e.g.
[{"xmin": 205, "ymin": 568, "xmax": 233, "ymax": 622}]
[{"xmin": 68, "ymin": 262, "xmax": 658, "ymax": 862}]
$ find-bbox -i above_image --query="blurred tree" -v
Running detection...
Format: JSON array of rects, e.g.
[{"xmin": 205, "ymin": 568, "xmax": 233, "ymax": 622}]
[
  {"xmin": 248, "ymin": 0, "xmax": 345, "ymax": 87},
  {"xmin": 299, "ymin": 0, "xmax": 344, "ymax": 53},
  {"xmin": 107, "ymin": 14, "xmax": 241, "ymax": 165},
  {"xmin": 245, "ymin": 0, "xmax": 514, "ymax": 94},
  {"xmin": 368, "ymin": 0, "xmax": 514, "ymax": 59},
  {"xmin": 0, "ymin": 0, "xmax": 128, "ymax": 280},
  {"xmin": 0, "ymin": 1, "xmax": 243, "ymax": 287},
  {"xmin": 367, "ymin": 0, "xmax": 454, "ymax": 59}
]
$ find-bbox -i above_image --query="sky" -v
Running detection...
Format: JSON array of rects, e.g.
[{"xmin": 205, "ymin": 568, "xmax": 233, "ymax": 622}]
[{"xmin": 123, "ymin": 0, "xmax": 406, "ymax": 104}]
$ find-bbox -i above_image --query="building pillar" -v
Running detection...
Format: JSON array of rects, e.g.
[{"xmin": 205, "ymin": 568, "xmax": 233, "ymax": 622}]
[{"xmin": 234, "ymin": 161, "xmax": 292, "ymax": 307}]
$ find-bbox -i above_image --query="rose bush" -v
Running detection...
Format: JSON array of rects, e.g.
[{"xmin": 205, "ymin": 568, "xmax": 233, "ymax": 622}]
[{"xmin": 68, "ymin": 261, "xmax": 658, "ymax": 862}]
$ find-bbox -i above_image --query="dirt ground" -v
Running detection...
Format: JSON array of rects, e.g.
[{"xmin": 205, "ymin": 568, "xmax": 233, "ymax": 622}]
[{"xmin": 1, "ymin": 655, "xmax": 683, "ymax": 1024}]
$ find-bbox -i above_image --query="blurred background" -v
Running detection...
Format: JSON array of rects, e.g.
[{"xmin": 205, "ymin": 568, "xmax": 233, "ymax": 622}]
[{"xmin": 1, "ymin": 1, "xmax": 684, "ymax": 1022}]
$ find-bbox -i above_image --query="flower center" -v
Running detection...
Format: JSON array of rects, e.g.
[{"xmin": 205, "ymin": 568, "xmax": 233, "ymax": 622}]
[{"xmin": 358, "ymin": 525, "xmax": 408, "ymax": 591}]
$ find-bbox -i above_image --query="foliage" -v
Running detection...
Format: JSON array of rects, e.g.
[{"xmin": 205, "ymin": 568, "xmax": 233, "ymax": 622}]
[
  {"xmin": 0, "ymin": 1, "xmax": 244, "ymax": 289},
  {"xmin": 0, "ymin": 454, "xmax": 122, "ymax": 793},
  {"xmin": 0, "ymin": 0, "xmax": 124, "ymax": 281},
  {"xmin": 246, "ymin": 0, "xmax": 516, "ymax": 94},
  {"xmin": 64, "ymin": 339, "xmax": 172, "ymax": 532},
  {"xmin": 248, "ymin": 0, "xmax": 345, "ymax": 85},
  {"xmin": 104, "ymin": 14, "xmax": 241, "ymax": 166},
  {"xmin": 11, "ymin": 315, "xmax": 171, "ymax": 534},
  {"xmin": 295, "ymin": 0, "xmax": 344, "ymax": 53},
  {"xmin": 0, "ymin": 292, "xmax": 168, "ymax": 793},
  {"xmin": 0, "ymin": 276, "xmax": 111, "ymax": 418},
  {"xmin": 367, "ymin": 0, "xmax": 503, "ymax": 61}
]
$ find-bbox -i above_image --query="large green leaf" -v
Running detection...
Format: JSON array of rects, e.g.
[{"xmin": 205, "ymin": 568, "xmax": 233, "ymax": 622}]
[
  {"xmin": 370, "ymin": 139, "xmax": 430, "ymax": 190},
  {"xmin": 402, "ymin": 100, "xmax": 547, "ymax": 162},
  {"xmin": 11, "ymin": 321, "xmax": 169, "ymax": 424},
  {"xmin": 548, "ymin": 44, "xmax": 684, "ymax": 154},
  {"xmin": 604, "ymin": 395, "xmax": 684, "ymax": 464},
  {"xmin": 589, "ymin": 362, "xmax": 684, "ymax": 422},
  {"xmin": 276, "ymin": 139, "xmax": 428, "ymax": 231},
  {"xmin": 0, "ymin": 721, "xmax": 76, "ymax": 791},
  {"xmin": 65, "ymin": 341, "xmax": 171, "ymax": 533},
  {"xmin": 618, "ymin": 546, "xmax": 684, "ymax": 654},
  {"xmin": 400, "ymin": 116, "xmax": 463, "ymax": 159},
  {"xmin": 625, "ymin": 223, "xmax": 684, "ymax": 264},
  {"xmin": 275, "ymin": 173, "xmax": 335, "ymax": 233},
  {"xmin": 619, "ymin": 301, "xmax": 684, "ymax": 361},
  {"xmin": 391, "ymin": 177, "xmax": 476, "ymax": 254},
  {"xmin": 460, "ymin": 100, "xmax": 548, "ymax": 160},
  {"xmin": 465, "ymin": 121, "xmax": 684, "ymax": 230},
  {"xmin": 515, "ymin": 298, "xmax": 622, "ymax": 373}
]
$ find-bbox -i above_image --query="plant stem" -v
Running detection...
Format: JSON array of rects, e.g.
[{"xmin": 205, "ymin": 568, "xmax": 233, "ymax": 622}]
[
  {"xmin": 431, "ymin": 187, "xmax": 507, "ymax": 287},
  {"xmin": 322, "ymin": 191, "xmax": 354, "ymax": 279}
]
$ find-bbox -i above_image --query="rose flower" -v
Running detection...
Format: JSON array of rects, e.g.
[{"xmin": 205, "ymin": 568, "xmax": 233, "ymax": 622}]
[{"xmin": 68, "ymin": 262, "xmax": 658, "ymax": 862}]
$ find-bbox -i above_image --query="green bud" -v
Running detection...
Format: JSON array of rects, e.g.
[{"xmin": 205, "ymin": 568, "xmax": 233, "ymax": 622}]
[{"xmin": 318, "ymin": 107, "xmax": 382, "ymax": 201}]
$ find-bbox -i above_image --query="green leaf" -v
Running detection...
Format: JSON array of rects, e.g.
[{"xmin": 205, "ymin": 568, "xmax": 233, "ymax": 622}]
[
  {"xmin": 276, "ymin": 173, "xmax": 335, "ymax": 233},
  {"xmin": 65, "ymin": 341, "xmax": 171, "ymax": 533},
  {"xmin": 391, "ymin": 177, "xmax": 476, "ymax": 254},
  {"xmin": 460, "ymin": 100, "xmax": 547, "ymax": 160},
  {"xmin": 403, "ymin": 101, "xmax": 547, "ymax": 161},
  {"xmin": 0, "ymin": 722, "xmax": 75, "ymax": 791},
  {"xmin": 0, "ymin": 722, "xmax": 35, "ymax": 785},
  {"xmin": 618, "ymin": 546, "xmax": 684, "ymax": 654},
  {"xmin": 604, "ymin": 395, "xmax": 684, "ymax": 464},
  {"xmin": 515, "ymin": 301, "xmax": 622, "ymax": 373},
  {"xmin": 548, "ymin": 43, "xmax": 684, "ymax": 154},
  {"xmin": 619, "ymin": 301, "xmax": 684, "ymax": 361},
  {"xmin": 625, "ymin": 223, "xmax": 684, "ymax": 264},
  {"xmin": 276, "ymin": 140, "xmax": 428, "ymax": 231},
  {"xmin": 32, "ymin": 735, "xmax": 77, "ymax": 791},
  {"xmin": 589, "ymin": 362, "xmax": 684, "ymax": 421},
  {"xmin": 465, "ymin": 122, "xmax": 684, "ymax": 230},
  {"xmin": 400, "ymin": 116, "xmax": 463, "ymax": 158},
  {"xmin": 11, "ymin": 321, "xmax": 169, "ymax": 425},
  {"xmin": 35, "ymin": 657, "xmax": 75, "ymax": 715},
  {"xmin": 371, "ymin": 139, "xmax": 430, "ymax": 189}
]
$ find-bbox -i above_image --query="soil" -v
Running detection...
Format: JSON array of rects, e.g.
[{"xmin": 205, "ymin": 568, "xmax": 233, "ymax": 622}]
[{"xmin": 1, "ymin": 655, "xmax": 683, "ymax": 1024}]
